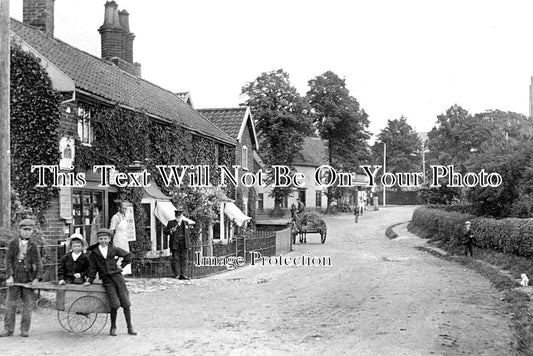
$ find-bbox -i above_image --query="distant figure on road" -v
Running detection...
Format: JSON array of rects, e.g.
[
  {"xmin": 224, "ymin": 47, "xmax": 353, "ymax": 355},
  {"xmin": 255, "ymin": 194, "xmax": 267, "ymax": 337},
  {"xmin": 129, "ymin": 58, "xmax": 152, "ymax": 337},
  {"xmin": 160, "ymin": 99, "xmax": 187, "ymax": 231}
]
[
  {"xmin": 461, "ymin": 221, "xmax": 475, "ymax": 257},
  {"xmin": 353, "ymin": 203, "xmax": 360, "ymax": 223}
]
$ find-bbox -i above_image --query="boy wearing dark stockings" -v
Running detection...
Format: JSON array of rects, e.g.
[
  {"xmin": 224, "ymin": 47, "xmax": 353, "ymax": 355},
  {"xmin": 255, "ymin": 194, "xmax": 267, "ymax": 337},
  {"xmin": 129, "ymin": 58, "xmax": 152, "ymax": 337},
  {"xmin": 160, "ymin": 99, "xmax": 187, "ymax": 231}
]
[{"xmin": 84, "ymin": 228, "xmax": 136, "ymax": 336}]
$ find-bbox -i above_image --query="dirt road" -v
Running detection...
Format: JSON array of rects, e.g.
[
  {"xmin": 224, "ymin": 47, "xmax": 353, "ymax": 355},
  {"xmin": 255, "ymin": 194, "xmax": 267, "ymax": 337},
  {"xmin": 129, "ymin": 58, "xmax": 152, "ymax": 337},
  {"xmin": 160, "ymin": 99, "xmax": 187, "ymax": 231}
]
[{"xmin": 1, "ymin": 206, "xmax": 516, "ymax": 355}]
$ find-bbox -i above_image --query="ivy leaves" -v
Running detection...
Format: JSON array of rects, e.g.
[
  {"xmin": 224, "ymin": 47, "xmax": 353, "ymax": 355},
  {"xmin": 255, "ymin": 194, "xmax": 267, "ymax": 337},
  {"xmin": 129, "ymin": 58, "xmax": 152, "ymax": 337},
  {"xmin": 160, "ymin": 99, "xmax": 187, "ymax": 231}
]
[{"xmin": 10, "ymin": 45, "xmax": 61, "ymax": 216}]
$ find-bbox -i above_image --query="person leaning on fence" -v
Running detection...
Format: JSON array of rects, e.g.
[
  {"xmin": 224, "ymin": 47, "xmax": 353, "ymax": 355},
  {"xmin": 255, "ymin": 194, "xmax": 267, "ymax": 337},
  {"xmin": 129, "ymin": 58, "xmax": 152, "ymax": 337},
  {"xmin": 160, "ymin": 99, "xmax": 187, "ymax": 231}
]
[
  {"xmin": 461, "ymin": 221, "xmax": 476, "ymax": 257},
  {"xmin": 83, "ymin": 228, "xmax": 136, "ymax": 336},
  {"xmin": 0, "ymin": 219, "xmax": 42, "ymax": 338},
  {"xmin": 58, "ymin": 233, "xmax": 89, "ymax": 285}
]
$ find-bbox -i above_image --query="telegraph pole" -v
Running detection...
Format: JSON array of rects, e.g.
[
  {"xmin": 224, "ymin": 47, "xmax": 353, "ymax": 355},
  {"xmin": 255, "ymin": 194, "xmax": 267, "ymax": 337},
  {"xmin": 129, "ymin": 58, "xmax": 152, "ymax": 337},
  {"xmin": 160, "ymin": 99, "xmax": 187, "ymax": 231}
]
[
  {"xmin": 382, "ymin": 142, "xmax": 386, "ymax": 206},
  {"xmin": 0, "ymin": 0, "xmax": 10, "ymax": 228}
]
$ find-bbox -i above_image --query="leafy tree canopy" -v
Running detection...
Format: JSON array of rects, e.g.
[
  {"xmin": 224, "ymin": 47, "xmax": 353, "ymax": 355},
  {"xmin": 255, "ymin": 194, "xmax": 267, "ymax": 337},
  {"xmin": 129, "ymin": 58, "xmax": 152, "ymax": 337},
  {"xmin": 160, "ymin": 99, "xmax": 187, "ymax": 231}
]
[
  {"xmin": 241, "ymin": 69, "xmax": 313, "ymax": 214},
  {"xmin": 241, "ymin": 69, "xmax": 312, "ymax": 166},
  {"xmin": 427, "ymin": 104, "xmax": 477, "ymax": 170},
  {"xmin": 307, "ymin": 71, "xmax": 371, "ymax": 171},
  {"xmin": 428, "ymin": 105, "xmax": 531, "ymax": 170},
  {"xmin": 373, "ymin": 116, "xmax": 422, "ymax": 175}
]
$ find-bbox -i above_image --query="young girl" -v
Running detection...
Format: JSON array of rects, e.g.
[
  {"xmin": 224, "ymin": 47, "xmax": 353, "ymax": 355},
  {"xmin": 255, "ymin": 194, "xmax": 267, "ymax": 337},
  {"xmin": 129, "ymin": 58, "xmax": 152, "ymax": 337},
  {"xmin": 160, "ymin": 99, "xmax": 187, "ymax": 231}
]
[{"xmin": 58, "ymin": 233, "xmax": 89, "ymax": 285}]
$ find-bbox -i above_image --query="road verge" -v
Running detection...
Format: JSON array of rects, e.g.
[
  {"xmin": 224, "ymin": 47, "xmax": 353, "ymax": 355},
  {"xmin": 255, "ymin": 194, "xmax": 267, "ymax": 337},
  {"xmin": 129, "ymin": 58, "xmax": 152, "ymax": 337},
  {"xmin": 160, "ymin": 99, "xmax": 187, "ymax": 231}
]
[{"xmin": 388, "ymin": 222, "xmax": 533, "ymax": 354}]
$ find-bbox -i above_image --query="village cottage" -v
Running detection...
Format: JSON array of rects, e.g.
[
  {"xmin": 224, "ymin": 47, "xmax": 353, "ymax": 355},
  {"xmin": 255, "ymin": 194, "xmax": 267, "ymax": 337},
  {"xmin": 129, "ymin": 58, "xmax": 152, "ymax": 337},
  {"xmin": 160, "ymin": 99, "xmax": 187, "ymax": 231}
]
[
  {"xmin": 255, "ymin": 137, "xmax": 370, "ymax": 216},
  {"xmin": 10, "ymin": 0, "xmax": 236, "ymax": 257},
  {"xmin": 198, "ymin": 107, "xmax": 259, "ymax": 240}
]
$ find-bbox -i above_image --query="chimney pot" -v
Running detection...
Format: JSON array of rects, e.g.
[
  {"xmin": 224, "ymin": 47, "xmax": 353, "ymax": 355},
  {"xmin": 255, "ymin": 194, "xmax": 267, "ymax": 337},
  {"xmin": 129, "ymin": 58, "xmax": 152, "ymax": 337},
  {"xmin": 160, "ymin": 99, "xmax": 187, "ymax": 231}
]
[
  {"xmin": 134, "ymin": 63, "xmax": 142, "ymax": 77},
  {"xmin": 101, "ymin": 1, "xmax": 119, "ymax": 29},
  {"xmin": 118, "ymin": 10, "xmax": 130, "ymax": 32}
]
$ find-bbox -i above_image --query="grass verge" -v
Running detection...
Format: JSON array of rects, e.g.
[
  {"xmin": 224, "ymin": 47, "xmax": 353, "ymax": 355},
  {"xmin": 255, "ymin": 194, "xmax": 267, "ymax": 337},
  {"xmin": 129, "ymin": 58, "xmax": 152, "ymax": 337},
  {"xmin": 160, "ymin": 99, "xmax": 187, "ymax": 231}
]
[{"xmin": 385, "ymin": 221, "xmax": 408, "ymax": 239}]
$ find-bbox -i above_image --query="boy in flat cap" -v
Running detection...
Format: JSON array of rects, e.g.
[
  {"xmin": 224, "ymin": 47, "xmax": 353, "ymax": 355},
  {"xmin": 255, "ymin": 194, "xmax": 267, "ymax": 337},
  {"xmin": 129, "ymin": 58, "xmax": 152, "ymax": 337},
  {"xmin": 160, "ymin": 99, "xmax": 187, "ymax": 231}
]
[
  {"xmin": 461, "ymin": 221, "xmax": 476, "ymax": 257},
  {"xmin": 83, "ymin": 228, "xmax": 136, "ymax": 336},
  {"xmin": 0, "ymin": 219, "xmax": 42, "ymax": 337},
  {"xmin": 58, "ymin": 233, "xmax": 89, "ymax": 285}
]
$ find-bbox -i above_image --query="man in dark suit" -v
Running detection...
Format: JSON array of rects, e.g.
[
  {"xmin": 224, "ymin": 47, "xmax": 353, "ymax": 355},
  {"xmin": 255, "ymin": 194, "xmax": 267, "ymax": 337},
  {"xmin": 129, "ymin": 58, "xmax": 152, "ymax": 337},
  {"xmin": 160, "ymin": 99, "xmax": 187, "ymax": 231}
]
[{"xmin": 164, "ymin": 206, "xmax": 191, "ymax": 280}]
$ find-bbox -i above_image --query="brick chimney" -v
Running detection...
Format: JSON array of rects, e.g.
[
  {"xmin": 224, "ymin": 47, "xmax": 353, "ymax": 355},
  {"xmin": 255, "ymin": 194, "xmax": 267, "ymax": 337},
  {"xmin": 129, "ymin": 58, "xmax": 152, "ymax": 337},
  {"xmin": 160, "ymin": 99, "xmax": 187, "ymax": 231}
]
[
  {"xmin": 118, "ymin": 10, "xmax": 134, "ymax": 63},
  {"xmin": 23, "ymin": 0, "xmax": 55, "ymax": 37},
  {"xmin": 99, "ymin": 2, "xmax": 141, "ymax": 76},
  {"xmin": 98, "ymin": 1, "xmax": 124, "ymax": 60}
]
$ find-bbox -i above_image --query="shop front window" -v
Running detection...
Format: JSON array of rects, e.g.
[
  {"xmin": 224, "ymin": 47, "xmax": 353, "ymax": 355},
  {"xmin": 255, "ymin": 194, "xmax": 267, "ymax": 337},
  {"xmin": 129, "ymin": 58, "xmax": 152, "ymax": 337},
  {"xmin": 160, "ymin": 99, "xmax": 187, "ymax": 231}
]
[{"xmin": 72, "ymin": 189, "xmax": 104, "ymax": 242}]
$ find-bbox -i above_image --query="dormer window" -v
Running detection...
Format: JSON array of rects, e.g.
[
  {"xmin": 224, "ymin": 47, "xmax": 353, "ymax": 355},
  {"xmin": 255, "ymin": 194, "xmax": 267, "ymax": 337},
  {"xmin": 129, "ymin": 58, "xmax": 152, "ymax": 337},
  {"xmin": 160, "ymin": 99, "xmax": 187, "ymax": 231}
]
[
  {"xmin": 77, "ymin": 104, "xmax": 94, "ymax": 146},
  {"xmin": 242, "ymin": 145, "xmax": 248, "ymax": 170}
]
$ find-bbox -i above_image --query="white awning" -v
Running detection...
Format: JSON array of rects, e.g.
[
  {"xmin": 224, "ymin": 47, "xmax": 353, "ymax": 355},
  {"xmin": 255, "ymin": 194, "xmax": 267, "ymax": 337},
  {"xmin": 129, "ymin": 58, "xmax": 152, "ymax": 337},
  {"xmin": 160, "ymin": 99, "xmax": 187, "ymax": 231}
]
[
  {"xmin": 224, "ymin": 202, "xmax": 252, "ymax": 227},
  {"xmin": 143, "ymin": 183, "xmax": 171, "ymax": 201},
  {"xmin": 154, "ymin": 201, "xmax": 195, "ymax": 226}
]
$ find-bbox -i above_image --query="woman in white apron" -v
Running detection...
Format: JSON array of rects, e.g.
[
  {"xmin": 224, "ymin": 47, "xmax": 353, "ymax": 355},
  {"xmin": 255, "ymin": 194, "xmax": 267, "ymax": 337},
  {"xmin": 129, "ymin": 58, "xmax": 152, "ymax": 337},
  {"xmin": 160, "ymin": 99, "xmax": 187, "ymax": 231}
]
[{"xmin": 109, "ymin": 202, "xmax": 132, "ymax": 275}]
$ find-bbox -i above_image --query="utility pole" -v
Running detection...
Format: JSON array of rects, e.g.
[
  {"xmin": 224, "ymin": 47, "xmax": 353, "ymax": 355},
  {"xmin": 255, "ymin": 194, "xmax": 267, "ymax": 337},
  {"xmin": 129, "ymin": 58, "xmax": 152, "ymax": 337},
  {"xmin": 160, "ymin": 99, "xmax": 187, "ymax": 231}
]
[
  {"xmin": 422, "ymin": 142, "xmax": 426, "ymax": 184},
  {"xmin": 0, "ymin": 0, "xmax": 10, "ymax": 229},
  {"xmin": 382, "ymin": 142, "xmax": 386, "ymax": 206}
]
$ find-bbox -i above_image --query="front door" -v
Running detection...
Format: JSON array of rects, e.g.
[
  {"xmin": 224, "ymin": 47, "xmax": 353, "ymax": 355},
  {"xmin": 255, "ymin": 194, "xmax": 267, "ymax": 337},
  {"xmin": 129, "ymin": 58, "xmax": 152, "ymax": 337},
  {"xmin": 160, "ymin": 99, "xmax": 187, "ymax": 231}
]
[{"xmin": 298, "ymin": 189, "xmax": 306, "ymax": 206}]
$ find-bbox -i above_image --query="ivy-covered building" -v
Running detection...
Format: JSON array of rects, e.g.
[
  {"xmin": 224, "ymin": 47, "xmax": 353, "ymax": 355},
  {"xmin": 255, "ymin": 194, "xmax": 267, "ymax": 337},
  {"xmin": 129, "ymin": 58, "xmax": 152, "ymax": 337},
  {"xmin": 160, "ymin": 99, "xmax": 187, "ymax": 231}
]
[
  {"xmin": 197, "ymin": 108, "xmax": 258, "ymax": 213},
  {"xmin": 198, "ymin": 107, "xmax": 259, "ymax": 236},
  {"xmin": 10, "ymin": 0, "xmax": 236, "ymax": 252}
]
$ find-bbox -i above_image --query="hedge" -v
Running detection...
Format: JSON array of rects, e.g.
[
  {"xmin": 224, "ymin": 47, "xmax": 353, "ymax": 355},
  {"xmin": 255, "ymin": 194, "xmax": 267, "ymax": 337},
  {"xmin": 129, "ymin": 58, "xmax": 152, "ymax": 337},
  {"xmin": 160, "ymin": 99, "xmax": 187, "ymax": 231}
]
[
  {"xmin": 424, "ymin": 204, "xmax": 476, "ymax": 215},
  {"xmin": 375, "ymin": 190, "xmax": 421, "ymax": 205},
  {"xmin": 408, "ymin": 207, "xmax": 475, "ymax": 246},
  {"xmin": 408, "ymin": 207, "xmax": 533, "ymax": 257},
  {"xmin": 475, "ymin": 218, "xmax": 533, "ymax": 257}
]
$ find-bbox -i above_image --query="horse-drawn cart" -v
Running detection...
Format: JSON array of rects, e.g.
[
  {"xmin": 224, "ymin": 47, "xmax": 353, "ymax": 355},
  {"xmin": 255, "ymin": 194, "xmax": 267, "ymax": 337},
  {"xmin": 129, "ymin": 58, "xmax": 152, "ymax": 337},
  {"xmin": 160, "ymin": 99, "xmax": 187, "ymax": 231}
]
[
  {"xmin": 15, "ymin": 282, "xmax": 110, "ymax": 335},
  {"xmin": 291, "ymin": 212, "xmax": 327, "ymax": 244}
]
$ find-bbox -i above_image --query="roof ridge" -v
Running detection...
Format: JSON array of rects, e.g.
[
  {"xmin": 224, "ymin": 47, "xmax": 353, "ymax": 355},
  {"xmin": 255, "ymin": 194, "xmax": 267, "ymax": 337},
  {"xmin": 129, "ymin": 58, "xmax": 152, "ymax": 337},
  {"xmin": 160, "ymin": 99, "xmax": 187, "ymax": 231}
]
[
  {"xmin": 198, "ymin": 107, "xmax": 247, "ymax": 111},
  {"xmin": 10, "ymin": 18, "xmax": 235, "ymax": 145},
  {"xmin": 11, "ymin": 18, "xmax": 111, "ymax": 66}
]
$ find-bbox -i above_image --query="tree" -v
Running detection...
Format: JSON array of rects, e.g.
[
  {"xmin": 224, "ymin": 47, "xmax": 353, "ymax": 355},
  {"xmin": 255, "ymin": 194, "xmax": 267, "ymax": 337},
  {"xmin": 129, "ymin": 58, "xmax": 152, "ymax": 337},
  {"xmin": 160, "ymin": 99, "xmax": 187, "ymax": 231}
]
[
  {"xmin": 427, "ymin": 104, "xmax": 482, "ymax": 171},
  {"xmin": 464, "ymin": 112, "xmax": 533, "ymax": 217},
  {"xmin": 472, "ymin": 110, "xmax": 533, "ymax": 154},
  {"xmin": 428, "ymin": 106, "xmax": 533, "ymax": 216},
  {"xmin": 241, "ymin": 69, "xmax": 312, "ymax": 215},
  {"xmin": 372, "ymin": 116, "xmax": 422, "ymax": 178},
  {"xmin": 307, "ymin": 71, "xmax": 371, "ymax": 209}
]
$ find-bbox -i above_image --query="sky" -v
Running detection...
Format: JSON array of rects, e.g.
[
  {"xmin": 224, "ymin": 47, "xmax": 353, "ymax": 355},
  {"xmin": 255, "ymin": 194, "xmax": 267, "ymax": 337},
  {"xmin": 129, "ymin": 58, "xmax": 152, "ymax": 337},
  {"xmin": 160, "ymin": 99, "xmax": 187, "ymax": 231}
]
[{"xmin": 9, "ymin": 0, "xmax": 533, "ymax": 137}]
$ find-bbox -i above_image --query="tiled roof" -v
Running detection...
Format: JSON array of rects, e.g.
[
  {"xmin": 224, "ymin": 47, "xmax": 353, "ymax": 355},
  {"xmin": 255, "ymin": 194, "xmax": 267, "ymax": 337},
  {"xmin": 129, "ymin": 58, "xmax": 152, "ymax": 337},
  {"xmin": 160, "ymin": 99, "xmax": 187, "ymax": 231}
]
[
  {"xmin": 293, "ymin": 137, "xmax": 328, "ymax": 167},
  {"xmin": 197, "ymin": 107, "xmax": 248, "ymax": 140},
  {"xmin": 10, "ymin": 19, "xmax": 234, "ymax": 146}
]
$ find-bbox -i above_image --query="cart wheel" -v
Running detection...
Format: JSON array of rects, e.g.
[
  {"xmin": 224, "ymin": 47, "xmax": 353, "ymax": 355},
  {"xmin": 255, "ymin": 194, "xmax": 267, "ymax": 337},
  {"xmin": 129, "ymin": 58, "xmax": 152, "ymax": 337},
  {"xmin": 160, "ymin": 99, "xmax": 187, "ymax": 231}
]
[
  {"xmin": 57, "ymin": 310, "xmax": 71, "ymax": 332},
  {"xmin": 67, "ymin": 296, "xmax": 108, "ymax": 335},
  {"xmin": 321, "ymin": 229, "xmax": 327, "ymax": 244},
  {"xmin": 291, "ymin": 221, "xmax": 297, "ymax": 244}
]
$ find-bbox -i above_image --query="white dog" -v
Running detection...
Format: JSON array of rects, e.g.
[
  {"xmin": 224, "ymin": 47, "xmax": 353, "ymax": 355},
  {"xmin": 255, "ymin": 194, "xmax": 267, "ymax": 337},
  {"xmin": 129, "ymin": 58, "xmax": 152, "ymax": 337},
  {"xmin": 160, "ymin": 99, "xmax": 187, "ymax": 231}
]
[{"xmin": 520, "ymin": 273, "xmax": 529, "ymax": 287}]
